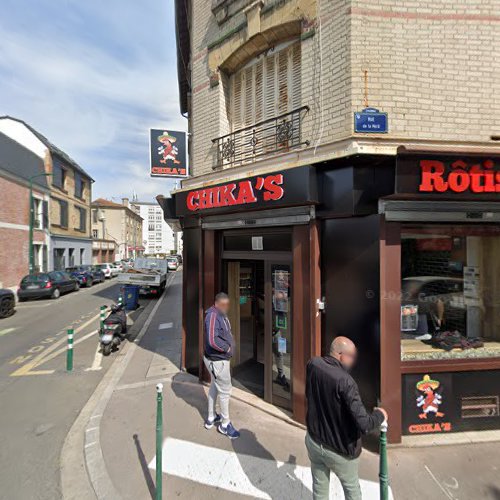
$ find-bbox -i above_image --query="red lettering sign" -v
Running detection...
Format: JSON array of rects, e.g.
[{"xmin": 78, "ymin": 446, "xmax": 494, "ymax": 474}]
[
  {"xmin": 186, "ymin": 174, "xmax": 284, "ymax": 212},
  {"xmin": 419, "ymin": 159, "xmax": 500, "ymax": 193}
]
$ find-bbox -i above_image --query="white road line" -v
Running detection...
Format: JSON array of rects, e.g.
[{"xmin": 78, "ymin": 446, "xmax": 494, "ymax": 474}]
[
  {"xmin": 85, "ymin": 343, "xmax": 103, "ymax": 372},
  {"xmin": 0, "ymin": 328, "xmax": 16, "ymax": 337},
  {"xmin": 149, "ymin": 438, "xmax": 393, "ymax": 500},
  {"xmin": 424, "ymin": 465, "xmax": 455, "ymax": 500},
  {"xmin": 158, "ymin": 322, "xmax": 173, "ymax": 330}
]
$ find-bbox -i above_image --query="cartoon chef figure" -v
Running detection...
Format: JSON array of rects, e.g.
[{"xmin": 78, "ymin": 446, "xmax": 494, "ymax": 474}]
[
  {"xmin": 157, "ymin": 131, "xmax": 181, "ymax": 165},
  {"xmin": 416, "ymin": 374, "xmax": 444, "ymax": 419}
]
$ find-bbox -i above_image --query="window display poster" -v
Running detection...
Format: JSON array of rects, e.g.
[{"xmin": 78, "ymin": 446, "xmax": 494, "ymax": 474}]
[
  {"xmin": 402, "ymin": 373, "xmax": 453, "ymax": 435},
  {"xmin": 463, "ymin": 266, "xmax": 481, "ymax": 306},
  {"xmin": 276, "ymin": 314, "xmax": 287, "ymax": 330},
  {"xmin": 274, "ymin": 270, "xmax": 289, "ymax": 290},
  {"xmin": 401, "ymin": 305, "xmax": 419, "ymax": 332},
  {"xmin": 278, "ymin": 336, "xmax": 287, "ymax": 354},
  {"xmin": 273, "ymin": 289, "xmax": 289, "ymax": 312}
]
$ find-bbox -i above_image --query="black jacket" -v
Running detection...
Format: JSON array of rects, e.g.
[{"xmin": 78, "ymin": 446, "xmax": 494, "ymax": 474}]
[{"xmin": 306, "ymin": 355, "xmax": 384, "ymax": 459}]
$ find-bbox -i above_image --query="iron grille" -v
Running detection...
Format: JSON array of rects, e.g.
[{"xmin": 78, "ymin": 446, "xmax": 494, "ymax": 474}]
[{"xmin": 212, "ymin": 106, "xmax": 310, "ymax": 169}]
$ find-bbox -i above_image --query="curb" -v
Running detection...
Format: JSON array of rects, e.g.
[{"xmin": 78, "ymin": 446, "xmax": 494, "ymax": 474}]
[{"xmin": 60, "ymin": 273, "xmax": 176, "ymax": 500}]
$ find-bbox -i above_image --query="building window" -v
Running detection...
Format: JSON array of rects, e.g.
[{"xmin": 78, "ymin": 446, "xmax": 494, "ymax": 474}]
[
  {"xmin": 401, "ymin": 225, "xmax": 500, "ymax": 362},
  {"xmin": 75, "ymin": 206, "xmax": 86, "ymax": 232},
  {"xmin": 75, "ymin": 175, "xmax": 85, "ymax": 199},
  {"xmin": 230, "ymin": 41, "xmax": 301, "ymax": 132},
  {"xmin": 92, "ymin": 229, "xmax": 98, "ymax": 238},
  {"xmin": 58, "ymin": 200, "xmax": 68, "ymax": 228},
  {"xmin": 32, "ymin": 198, "xmax": 47, "ymax": 229},
  {"xmin": 52, "ymin": 159, "xmax": 67, "ymax": 190}
]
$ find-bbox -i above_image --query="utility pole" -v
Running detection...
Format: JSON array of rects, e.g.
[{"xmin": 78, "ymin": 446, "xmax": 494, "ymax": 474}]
[{"xmin": 29, "ymin": 173, "xmax": 53, "ymax": 274}]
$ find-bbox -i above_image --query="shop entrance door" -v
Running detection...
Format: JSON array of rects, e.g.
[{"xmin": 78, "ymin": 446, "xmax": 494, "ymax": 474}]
[{"xmin": 224, "ymin": 259, "xmax": 292, "ymax": 410}]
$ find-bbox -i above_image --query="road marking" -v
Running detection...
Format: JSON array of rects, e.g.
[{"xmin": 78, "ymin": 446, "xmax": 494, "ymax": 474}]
[
  {"xmin": 158, "ymin": 322, "xmax": 173, "ymax": 330},
  {"xmin": 424, "ymin": 465, "xmax": 456, "ymax": 500},
  {"xmin": 149, "ymin": 438, "xmax": 392, "ymax": 500},
  {"xmin": 85, "ymin": 343, "xmax": 103, "ymax": 372},
  {"xmin": 10, "ymin": 310, "xmax": 101, "ymax": 377},
  {"xmin": 0, "ymin": 328, "xmax": 16, "ymax": 337}
]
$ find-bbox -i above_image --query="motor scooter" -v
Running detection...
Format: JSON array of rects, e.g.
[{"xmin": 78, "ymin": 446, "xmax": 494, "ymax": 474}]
[{"xmin": 99, "ymin": 301, "xmax": 127, "ymax": 356}]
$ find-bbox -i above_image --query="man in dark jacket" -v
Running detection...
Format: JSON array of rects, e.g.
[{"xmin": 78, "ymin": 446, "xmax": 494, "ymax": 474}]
[
  {"xmin": 203, "ymin": 292, "xmax": 240, "ymax": 439},
  {"xmin": 305, "ymin": 337, "xmax": 387, "ymax": 500}
]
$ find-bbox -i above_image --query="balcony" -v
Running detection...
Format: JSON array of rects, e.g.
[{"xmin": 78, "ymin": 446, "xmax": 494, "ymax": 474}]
[{"xmin": 212, "ymin": 106, "xmax": 309, "ymax": 169}]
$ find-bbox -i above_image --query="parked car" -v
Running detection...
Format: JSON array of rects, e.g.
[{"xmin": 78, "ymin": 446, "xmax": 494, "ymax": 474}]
[
  {"xmin": 172, "ymin": 254, "xmax": 183, "ymax": 264},
  {"xmin": 166, "ymin": 257, "xmax": 179, "ymax": 271},
  {"xmin": 113, "ymin": 261, "xmax": 124, "ymax": 272},
  {"xmin": 0, "ymin": 289, "xmax": 15, "ymax": 318},
  {"xmin": 96, "ymin": 263, "xmax": 115, "ymax": 279},
  {"xmin": 66, "ymin": 265, "xmax": 101, "ymax": 287},
  {"xmin": 18, "ymin": 271, "xmax": 79, "ymax": 301}
]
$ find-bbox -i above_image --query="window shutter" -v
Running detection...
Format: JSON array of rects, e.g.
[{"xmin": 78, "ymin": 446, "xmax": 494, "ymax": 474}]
[
  {"xmin": 231, "ymin": 72, "xmax": 243, "ymax": 131},
  {"xmin": 290, "ymin": 42, "xmax": 301, "ymax": 111},
  {"xmin": 254, "ymin": 60, "xmax": 264, "ymax": 123},
  {"xmin": 277, "ymin": 49, "xmax": 289, "ymax": 115},
  {"xmin": 243, "ymin": 66, "xmax": 254, "ymax": 127},
  {"xmin": 264, "ymin": 55, "xmax": 276, "ymax": 120}
]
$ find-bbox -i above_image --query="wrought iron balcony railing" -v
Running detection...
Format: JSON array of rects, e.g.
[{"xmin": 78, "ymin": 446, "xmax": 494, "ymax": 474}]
[{"xmin": 212, "ymin": 106, "xmax": 310, "ymax": 168}]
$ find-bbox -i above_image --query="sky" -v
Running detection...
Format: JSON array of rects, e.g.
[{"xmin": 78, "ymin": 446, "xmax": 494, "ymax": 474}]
[{"xmin": 0, "ymin": 0, "xmax": 185, "ymax": 203}]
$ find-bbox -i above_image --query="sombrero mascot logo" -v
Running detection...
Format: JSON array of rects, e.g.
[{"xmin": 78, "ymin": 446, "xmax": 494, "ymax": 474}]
[
  {"xmin": 416, "ymin": 374, "xmax": 444, "ymax": 419},
  {"xmin": 157, "ymin": 131, "xmax": 180, "ymax": 165}
]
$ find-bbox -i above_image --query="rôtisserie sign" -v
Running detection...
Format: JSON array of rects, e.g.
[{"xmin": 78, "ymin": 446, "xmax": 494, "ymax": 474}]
[
  {"xmin": 175, "ymin": 166, "xmax": 317, "ymax": 217},
  {"xmin": 397, "ymin": 155, "xmax": 500, "ymax": 198}
]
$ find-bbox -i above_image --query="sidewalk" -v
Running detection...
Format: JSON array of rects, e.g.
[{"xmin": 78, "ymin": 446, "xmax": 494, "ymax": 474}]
[
  {"xmin": 79, "ymin": 270, "xmax": 500, "ymax": 500},
  {"xmin": 94, "ymin": 271, "xmax": 386, "ymax": 500}
]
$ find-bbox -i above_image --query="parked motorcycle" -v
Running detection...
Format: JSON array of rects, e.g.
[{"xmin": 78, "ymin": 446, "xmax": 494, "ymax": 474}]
[{"xmin": 99, "ymin": 301, "xmax": 127, "ymax": 356}]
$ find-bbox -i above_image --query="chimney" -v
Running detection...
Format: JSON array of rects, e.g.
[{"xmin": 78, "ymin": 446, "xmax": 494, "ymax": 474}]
[{"xmin": 122, "ymin": 197, "xmax": 129, "ymax": 207}]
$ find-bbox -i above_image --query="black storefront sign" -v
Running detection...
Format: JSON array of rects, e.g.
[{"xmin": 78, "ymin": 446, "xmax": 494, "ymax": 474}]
[
  {"xmin": 175, "ymin": 165, "xmax": 317, "ymax": 217},
  {"xmin": 402, "ymin": 373, "xmax": 454, "ymax": 435},
  {"xmin": 396, "ymin": 154, "xmax": 500, "ymax": 199},
  {"xmin": 150, "ymin": 129, "xmax": 187, "ymax": 178}
]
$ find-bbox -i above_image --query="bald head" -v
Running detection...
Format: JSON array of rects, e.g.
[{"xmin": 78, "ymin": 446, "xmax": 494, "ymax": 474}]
[{"xmin": 330, "ymin": 336, "xmax": 357, "ymax": 369}]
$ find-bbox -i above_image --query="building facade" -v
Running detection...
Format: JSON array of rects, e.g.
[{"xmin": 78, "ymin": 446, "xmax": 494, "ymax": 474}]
[
  {"xmin": 0, "ymin": 133, "xmax": 50, "ymax": 290},
  {"xmin": 91, "ymin": 198, "xmax": 143, "ymax": 261},
  {"xmin": 0, "ymin": 116, "xmax": 93, "ymax": 276},
  {"xmin": 162, "ymin": 0, "xmax": 500, "ymax": 443},
  {"xmin": 131, "ymin": 201, "xmax": 181, "ymax": 257}
]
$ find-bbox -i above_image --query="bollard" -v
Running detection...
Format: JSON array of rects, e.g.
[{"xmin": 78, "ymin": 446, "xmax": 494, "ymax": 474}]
[
  {"xmin": 379, "ymin": 420, "xmax": 389, "ymax": 500},
  {"xmin": 99, "ymin": 305, "xmax": 106, "ymax": 330},
  {"xmin": 155, "ymin": 383, "xmax": 163, "ymax": 500},
  {"xmin": 66, "ymin": 329, "xmax": 74, "ymax": 371}
]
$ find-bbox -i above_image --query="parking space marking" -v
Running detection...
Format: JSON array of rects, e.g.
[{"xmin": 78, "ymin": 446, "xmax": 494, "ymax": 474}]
[
  {"xmin": 0, "ymin": 328, "xmax": 16, "ymax": 337},
  {"xmin": 158, "ymin": 322, "xmax": 173, "ymax": 330},
  {"xmin": 10, "ymin": 310, "xmax": 101, "ymax": 377},
  {"xmin": 85, "ymin": 343, "xmax": 103, "ymax": 372}
]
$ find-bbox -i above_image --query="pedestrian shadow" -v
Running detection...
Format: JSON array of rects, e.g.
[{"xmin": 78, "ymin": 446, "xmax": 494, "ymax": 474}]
[
  {"xmin": 232, "ymin": 429, "xmax": 312, "ymax": 500},
  {"xmin": 170, "ymin": 372, "xmax": 206, "ymax": 422},
  {"xmin": 133, "ymin": 433, "xmax": 156, "ymax": 500}
]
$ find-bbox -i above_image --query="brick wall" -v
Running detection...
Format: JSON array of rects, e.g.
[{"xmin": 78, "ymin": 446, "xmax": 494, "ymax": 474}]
[
  {"xmin": 188, "ymin": 0, "xmax": 499, "ymax": 180},
  {"xmin": 0, "ymin": 176, "xmax": 45, "ymax": 288},
  {"xmin": 349, "ymin": 0, "xmax": 500, "ymax": 142}
]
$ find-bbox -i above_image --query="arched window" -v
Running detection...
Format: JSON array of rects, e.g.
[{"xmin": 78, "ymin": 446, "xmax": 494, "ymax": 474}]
[{"xmin": 230, "ymin": 40, "xmax": 301, "ymax": 131}]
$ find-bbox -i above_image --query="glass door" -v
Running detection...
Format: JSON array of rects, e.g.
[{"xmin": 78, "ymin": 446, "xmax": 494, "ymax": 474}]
[{"xmin": 269, "ymin": 263, "xmax": 292, "ymax": 409}]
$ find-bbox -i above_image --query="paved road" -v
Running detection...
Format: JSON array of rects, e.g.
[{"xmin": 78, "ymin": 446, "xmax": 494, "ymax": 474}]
[{"xmin": 0, "ymin": 278, "xmax": 152, "ymax": 500}]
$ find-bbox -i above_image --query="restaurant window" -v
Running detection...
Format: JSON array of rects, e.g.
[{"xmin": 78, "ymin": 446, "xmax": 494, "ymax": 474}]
[
  {"xmin": 230, "ymin": 40, "xmax": 301, "ymax": 132},
  {"xmin": 401, "ymin": 225, "xmax": 500, "ymax": 361}
]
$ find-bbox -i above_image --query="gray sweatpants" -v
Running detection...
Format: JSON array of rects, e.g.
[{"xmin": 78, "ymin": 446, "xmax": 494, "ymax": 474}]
[{"xmin": 203, "ymin": 356, "xmax": 232, "ymax": 426}]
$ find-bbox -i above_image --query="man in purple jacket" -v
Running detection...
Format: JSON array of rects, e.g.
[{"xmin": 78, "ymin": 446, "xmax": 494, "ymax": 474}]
[{"xmin": 203, "ymin": 292, "xmax": 240, "ymax": 439}]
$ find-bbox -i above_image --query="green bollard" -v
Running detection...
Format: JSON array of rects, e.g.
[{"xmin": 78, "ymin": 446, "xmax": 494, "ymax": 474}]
[
  {"xmin": 156, "ymin": 383, "xmax": 163, "ymax": 500},
  {"xmin": 66, "ymin": 329, "xmax": 74, "ymax": 371},
  {"xmin": 379, "ymin": 421, "xmax": 389, "ymax": 500},
  {"xmin": 99, "ymin": 305, "xmax": 106, "ymax": 331}
]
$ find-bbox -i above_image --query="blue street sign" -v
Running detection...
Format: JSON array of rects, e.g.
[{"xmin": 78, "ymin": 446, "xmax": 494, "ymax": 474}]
[{"xmin": 354, "ymin": 108, "xmax": 388, "ymax": 133}]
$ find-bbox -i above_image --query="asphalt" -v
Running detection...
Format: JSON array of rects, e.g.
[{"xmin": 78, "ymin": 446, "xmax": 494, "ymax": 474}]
[{"xmin": 0, "ymin": 277, "xmax": 155, "ymax": 500}]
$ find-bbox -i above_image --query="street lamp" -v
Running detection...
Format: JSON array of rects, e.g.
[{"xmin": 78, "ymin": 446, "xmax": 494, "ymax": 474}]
[{"xmin": 29, "ymin": 172, "xmax": 53, "ymax": 274}]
